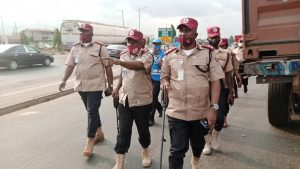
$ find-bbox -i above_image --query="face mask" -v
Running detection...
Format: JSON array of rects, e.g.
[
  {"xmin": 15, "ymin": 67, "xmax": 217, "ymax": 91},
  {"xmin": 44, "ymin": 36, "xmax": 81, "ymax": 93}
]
[
  {"xmin": 238, "ymin": 43, "xmax": 243, "ymax": 48},
  {"xmin": 80, "ymin": 34, "xmax": 92, "ymax": 43},
  {"xmin": 179, "ymin": 35, "xmax": 195, "ymax": 48},
  {"xmin": 127, "ymin": 44, "xmax": 142, "ymax": 55},
  {"xmin": 208, "ymin": 38, "xmax": 220, "ymax": 48}
]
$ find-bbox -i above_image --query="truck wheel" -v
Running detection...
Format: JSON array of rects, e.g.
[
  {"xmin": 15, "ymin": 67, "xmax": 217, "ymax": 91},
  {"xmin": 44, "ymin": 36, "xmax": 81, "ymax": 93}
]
[{"xmin": 268, "ymin": 83, "xmax": 292, "ymax": 126}]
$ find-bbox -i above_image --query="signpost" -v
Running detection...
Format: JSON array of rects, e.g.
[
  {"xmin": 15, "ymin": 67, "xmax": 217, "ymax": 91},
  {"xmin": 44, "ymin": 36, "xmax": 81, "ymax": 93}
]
[{"xmin": 158, "ymin": 28, "xmax": 173, "ymax": 43}]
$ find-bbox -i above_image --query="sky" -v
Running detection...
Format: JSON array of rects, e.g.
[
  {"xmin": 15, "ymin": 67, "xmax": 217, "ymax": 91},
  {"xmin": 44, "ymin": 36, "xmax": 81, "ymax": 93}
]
[{"xmin": 0, "ymin": 0, "xmax": 242, "ymax": 39}]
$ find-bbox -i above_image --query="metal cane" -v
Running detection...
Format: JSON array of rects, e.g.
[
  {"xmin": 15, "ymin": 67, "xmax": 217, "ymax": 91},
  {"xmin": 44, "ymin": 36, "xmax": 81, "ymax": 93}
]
[
  {"xmin": 159, "ymin": 87, "xmax": 169, "ymax": 169},
  {"xmin": 113, "ymin": 97, "xmax": 120, "ymax": 133}
]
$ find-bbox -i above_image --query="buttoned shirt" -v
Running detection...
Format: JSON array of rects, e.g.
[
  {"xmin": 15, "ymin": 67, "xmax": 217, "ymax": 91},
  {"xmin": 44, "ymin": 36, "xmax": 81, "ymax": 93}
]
[
  {"xmin": 66, "ymin": 42, "xmax": 109, "ymax": 91},
  {"xmin": 160, "ymin": 45, "xmax": 224, "ymax": 121},
  {"xmin": 119, "ymin": 50, "xmax": 153, "ymax": 107}
]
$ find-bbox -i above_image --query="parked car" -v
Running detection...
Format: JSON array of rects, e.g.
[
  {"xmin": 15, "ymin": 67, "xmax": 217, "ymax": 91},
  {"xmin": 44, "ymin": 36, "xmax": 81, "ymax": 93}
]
[
  {"xmin": 0, "ymin": 44, "xmax": 54, "ymax": 70},
  {"xmin": 106, "ymin": 44, "xmax": 127, "ymax": 59}
]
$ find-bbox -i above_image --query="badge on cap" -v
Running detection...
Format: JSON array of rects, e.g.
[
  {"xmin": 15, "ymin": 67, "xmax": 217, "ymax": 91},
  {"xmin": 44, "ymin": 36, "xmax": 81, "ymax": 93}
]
[
  {"xmin": 213, "ymin": 27, "xmax": 218, "ymax": 33},
  {"xmin": 129, "ymin": 31, "xmax": 134, "ymax": 36},
  {"xmin": 183, "ymin": 18, "xmax": 189, "ymax": 24}
]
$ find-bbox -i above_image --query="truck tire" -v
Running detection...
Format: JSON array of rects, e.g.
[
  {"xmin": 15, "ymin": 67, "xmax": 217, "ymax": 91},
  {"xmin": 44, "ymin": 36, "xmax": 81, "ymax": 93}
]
[{"xmin": 268, "ymin": 83, "xmax": 292, "ymax": 126}]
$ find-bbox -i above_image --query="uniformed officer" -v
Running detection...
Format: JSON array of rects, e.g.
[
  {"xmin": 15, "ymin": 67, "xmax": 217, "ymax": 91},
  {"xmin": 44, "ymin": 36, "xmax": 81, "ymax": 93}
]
[
  {"xmin": 160, "ymin": 17, "xmax": 224, "ymax": 169},
  {"xmin": 103, "ymin": 29, "xmax": 153, "ymax": 169},
  {"xmin": 149, "ymin": 38, "xmax": 165, "ymax": 126},
  {"xmin": 202, "ymin": 27, "xmax": 234, "ymax": 155},
  {"xmin": 58, "ymin": 23, "xmax": 113, "ymax": 157},
  {"xmin": 219, "ymin": 38, "xmax": 242, "ymax": 127}
]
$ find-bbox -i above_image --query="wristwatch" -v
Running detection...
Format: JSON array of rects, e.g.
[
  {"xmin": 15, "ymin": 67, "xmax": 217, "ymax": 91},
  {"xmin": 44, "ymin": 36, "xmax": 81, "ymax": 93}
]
[{"xmin": 210, "ymin": 104, "xmax": 219, "ymax": 110}]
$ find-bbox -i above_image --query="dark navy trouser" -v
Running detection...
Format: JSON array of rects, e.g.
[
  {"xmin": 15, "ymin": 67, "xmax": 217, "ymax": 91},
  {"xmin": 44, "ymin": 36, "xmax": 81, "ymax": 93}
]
[
  {"xmin": 168, "ymin": 116, "xmax": 206, "ymax": 169},
  {"xmin": 78, "ymin": 91, "xmax": 103, "ymax": 138},
  {"xmin": 214, "ymin": 81, "xmax": 230, "ymax": 131},
  {"xmin": 114, "ymin": 98, "xmax": 152, "ymax": 154}
]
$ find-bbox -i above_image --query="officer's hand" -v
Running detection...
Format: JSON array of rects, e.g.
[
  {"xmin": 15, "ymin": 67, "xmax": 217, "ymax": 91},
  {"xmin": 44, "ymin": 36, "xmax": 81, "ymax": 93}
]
[
  {"xmin": 102, "ymin": 57, "xmax": 121, "ymax": 66},
  {"xmin": 206, "ymin": 108, "xmax": 217, "ymax": 127},
  {"xmin": 112, "ymin": 88, "xmax": 119, "ymax": 98},
  {"xmin": 59, "ymin": 81, "xmax": 66, "ymax": 92},
  {"xmin": 237, "ymin": 74, "xmax": 242, "ymax": 87},
  {"xmin": 227, "ymin": 93, "xmax": 234, "ymax": 106},
  {"xmin": 160, "ymin": 82, "xmax": 170, "ymax": 91},
  {"xmin": 104, "ymin": 86, "xmax": 113, "ymax": 97}
]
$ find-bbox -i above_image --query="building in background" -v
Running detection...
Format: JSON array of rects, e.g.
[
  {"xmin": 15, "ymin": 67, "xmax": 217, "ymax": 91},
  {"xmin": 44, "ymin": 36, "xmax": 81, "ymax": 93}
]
[{"xmin": 22, "ymin": 29, "xmax": 54, "ymax": 48}]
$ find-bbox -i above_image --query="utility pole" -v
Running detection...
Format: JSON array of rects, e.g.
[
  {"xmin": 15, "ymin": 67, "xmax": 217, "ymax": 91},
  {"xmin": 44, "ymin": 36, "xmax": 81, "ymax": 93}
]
[
  {"xmin": 117, "ymin": 9, "xmax": 125, "ymax": 27},
  {"xmin": 138, "ymin": 7, "xmax": 146, "ymax": 31},
  {"xmin": 1, "ymin": 16, "xmax": 4, "ymax": 36}
]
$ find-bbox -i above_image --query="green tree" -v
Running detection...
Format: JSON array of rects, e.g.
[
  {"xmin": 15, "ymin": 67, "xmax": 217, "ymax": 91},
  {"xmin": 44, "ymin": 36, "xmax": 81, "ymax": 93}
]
[
  {"xmin": 229, "ymin": 35, "xmax": 234, "ymax": 46},
  {"xmin": 20, "ymin": 31, "xmax": 29, "ymax": 45},
  {"xmin": 52, "ymin": 28, "xmax": 62, "ymax": 50},
  {"xmin": 170, "ymin": 24, "xmax": 176, "ymax": 37}
]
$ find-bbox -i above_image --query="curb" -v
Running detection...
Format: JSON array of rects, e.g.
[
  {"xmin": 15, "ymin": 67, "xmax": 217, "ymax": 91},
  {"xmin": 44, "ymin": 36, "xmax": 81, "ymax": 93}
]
[
  {"xmin": 0, "ymin": 75, "xmax": 120, "ymax": 116},
  {"xmin": 0, "ymin": 89, "xmax": 74, "ymax": 116}
]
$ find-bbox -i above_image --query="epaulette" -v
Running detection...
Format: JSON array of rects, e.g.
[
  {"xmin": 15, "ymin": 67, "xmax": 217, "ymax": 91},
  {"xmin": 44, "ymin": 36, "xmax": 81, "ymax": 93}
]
[
  {"xmin": 94, "ymin": 41, "xmax": 105, "ymax": 46},
  {"xmin": 165, "ymin": 47, "xmax": 177, "ymax": 56},
  {"xmin": 73, "ymin": 42, "xmax": 80, "ymax": 46},
  {"xmin": 202, "ymin": 44, "xmax": 215, "ymax": 50}
]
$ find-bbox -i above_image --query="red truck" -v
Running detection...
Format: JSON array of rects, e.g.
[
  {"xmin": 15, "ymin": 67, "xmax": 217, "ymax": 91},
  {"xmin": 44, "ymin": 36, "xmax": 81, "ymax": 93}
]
[{"xmin": 242, "ymin": 0, "xmax": 300, "ymax": 126}]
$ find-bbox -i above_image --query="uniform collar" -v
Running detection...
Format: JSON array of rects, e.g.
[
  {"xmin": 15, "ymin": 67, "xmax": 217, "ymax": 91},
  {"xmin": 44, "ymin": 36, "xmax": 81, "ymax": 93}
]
[{"xmin": 80, "ymin": 42, "xmax": 94, "ymax": 47}]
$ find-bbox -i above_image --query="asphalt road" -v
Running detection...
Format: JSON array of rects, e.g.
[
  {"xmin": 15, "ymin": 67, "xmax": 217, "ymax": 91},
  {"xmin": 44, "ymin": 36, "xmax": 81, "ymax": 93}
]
[
  {"xmin": 0, "ymin": 78, "xmax": 299, "ymax": 169},
  {"xmin": 0, "ymin": 53, "xmax": 121, "ymax": 114},
  {"xmin": 0, "ymin": 53, "xmax": 68, "ymax": 95}
]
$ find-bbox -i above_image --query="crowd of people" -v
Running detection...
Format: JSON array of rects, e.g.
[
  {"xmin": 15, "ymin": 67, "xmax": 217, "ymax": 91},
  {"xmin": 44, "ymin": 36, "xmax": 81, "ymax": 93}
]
[{"xmin": 59, "ymin": 17, "xmax": 247, "ymax": 169}]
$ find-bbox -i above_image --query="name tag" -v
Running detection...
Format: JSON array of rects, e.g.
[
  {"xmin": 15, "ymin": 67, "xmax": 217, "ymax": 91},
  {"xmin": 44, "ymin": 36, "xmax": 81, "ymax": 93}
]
[
  {"xmin": 178, "ymin": 68, "xmax": 184, "ymax": 81},
  {"xmin": 177, "ymin": 59, "xmax": 184, "ymax": 81},
  {"xmin": 75, "ymin": 55, "xmax": 80, "ymax": 64}
]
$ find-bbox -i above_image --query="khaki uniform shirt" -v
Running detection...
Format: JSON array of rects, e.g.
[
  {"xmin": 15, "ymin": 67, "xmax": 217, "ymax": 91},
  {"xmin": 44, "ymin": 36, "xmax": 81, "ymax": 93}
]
[
  {"xmin": 160, "ymin": 45, "xmax": 224, "ymax": 121},
  {"xmin": 66, "ymin": 42, "xmax": 109, "ymax": 92},
  {"xmin": 215, "ymin": 48, "xmax": 234, "ymax": 88},
  {"xmin": 230, "ymin": 48, "xmax": 240, "ymax": 76},
  {"xmin": 119, "ymin": 50, "xmax": 153, "ymax": 107},
  {"xmin": 232, "ymin": 48, "xmax": 244, "ymax": 63}
]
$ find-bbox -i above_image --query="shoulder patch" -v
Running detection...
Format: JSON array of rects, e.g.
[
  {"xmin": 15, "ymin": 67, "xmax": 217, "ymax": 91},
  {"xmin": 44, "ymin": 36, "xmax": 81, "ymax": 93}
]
[
  {"xmin": 165, "ymin": 47, "xmax": 177, "ymax": 56},
  {"xmin": 202, "ymin": 44, "xmax": 215, "ymax": 50}
]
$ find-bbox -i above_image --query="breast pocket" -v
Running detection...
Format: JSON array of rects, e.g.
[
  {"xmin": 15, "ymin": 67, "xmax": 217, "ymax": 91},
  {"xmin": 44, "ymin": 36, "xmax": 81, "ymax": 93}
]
[{"xmin": 192, "ymin": 60, "xmax": 209, "ymax": 75}]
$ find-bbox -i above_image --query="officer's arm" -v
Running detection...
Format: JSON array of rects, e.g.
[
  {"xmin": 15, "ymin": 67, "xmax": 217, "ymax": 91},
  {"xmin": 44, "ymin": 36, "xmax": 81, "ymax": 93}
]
[
  {"xmin": 105, "ymin": 66, "xmax": 113, "ymax": 87},
  {"xmin": 210, "ymin": 80, "xmax": 221, "ymax": 105},
  {"xmin": 160, "ymin": 57, "xmax": 171, "ymax": 88},
  {"xmin": 120, "ymin": 60, "xmax": 145, "ymax": 70},
  {"xmin": 62, "ymin": 65, "xmax": 74, "ymax": 83},
  {"xmin": 115, "ymin": 72, "xmax": 123, "ymax": 91}
]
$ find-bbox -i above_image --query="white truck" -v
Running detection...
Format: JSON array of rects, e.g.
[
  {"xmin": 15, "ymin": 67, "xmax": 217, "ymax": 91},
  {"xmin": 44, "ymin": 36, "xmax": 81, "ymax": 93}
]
[{"xmin": 60, "ymin": 20, "xmax": 131, "ymax": 50}]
